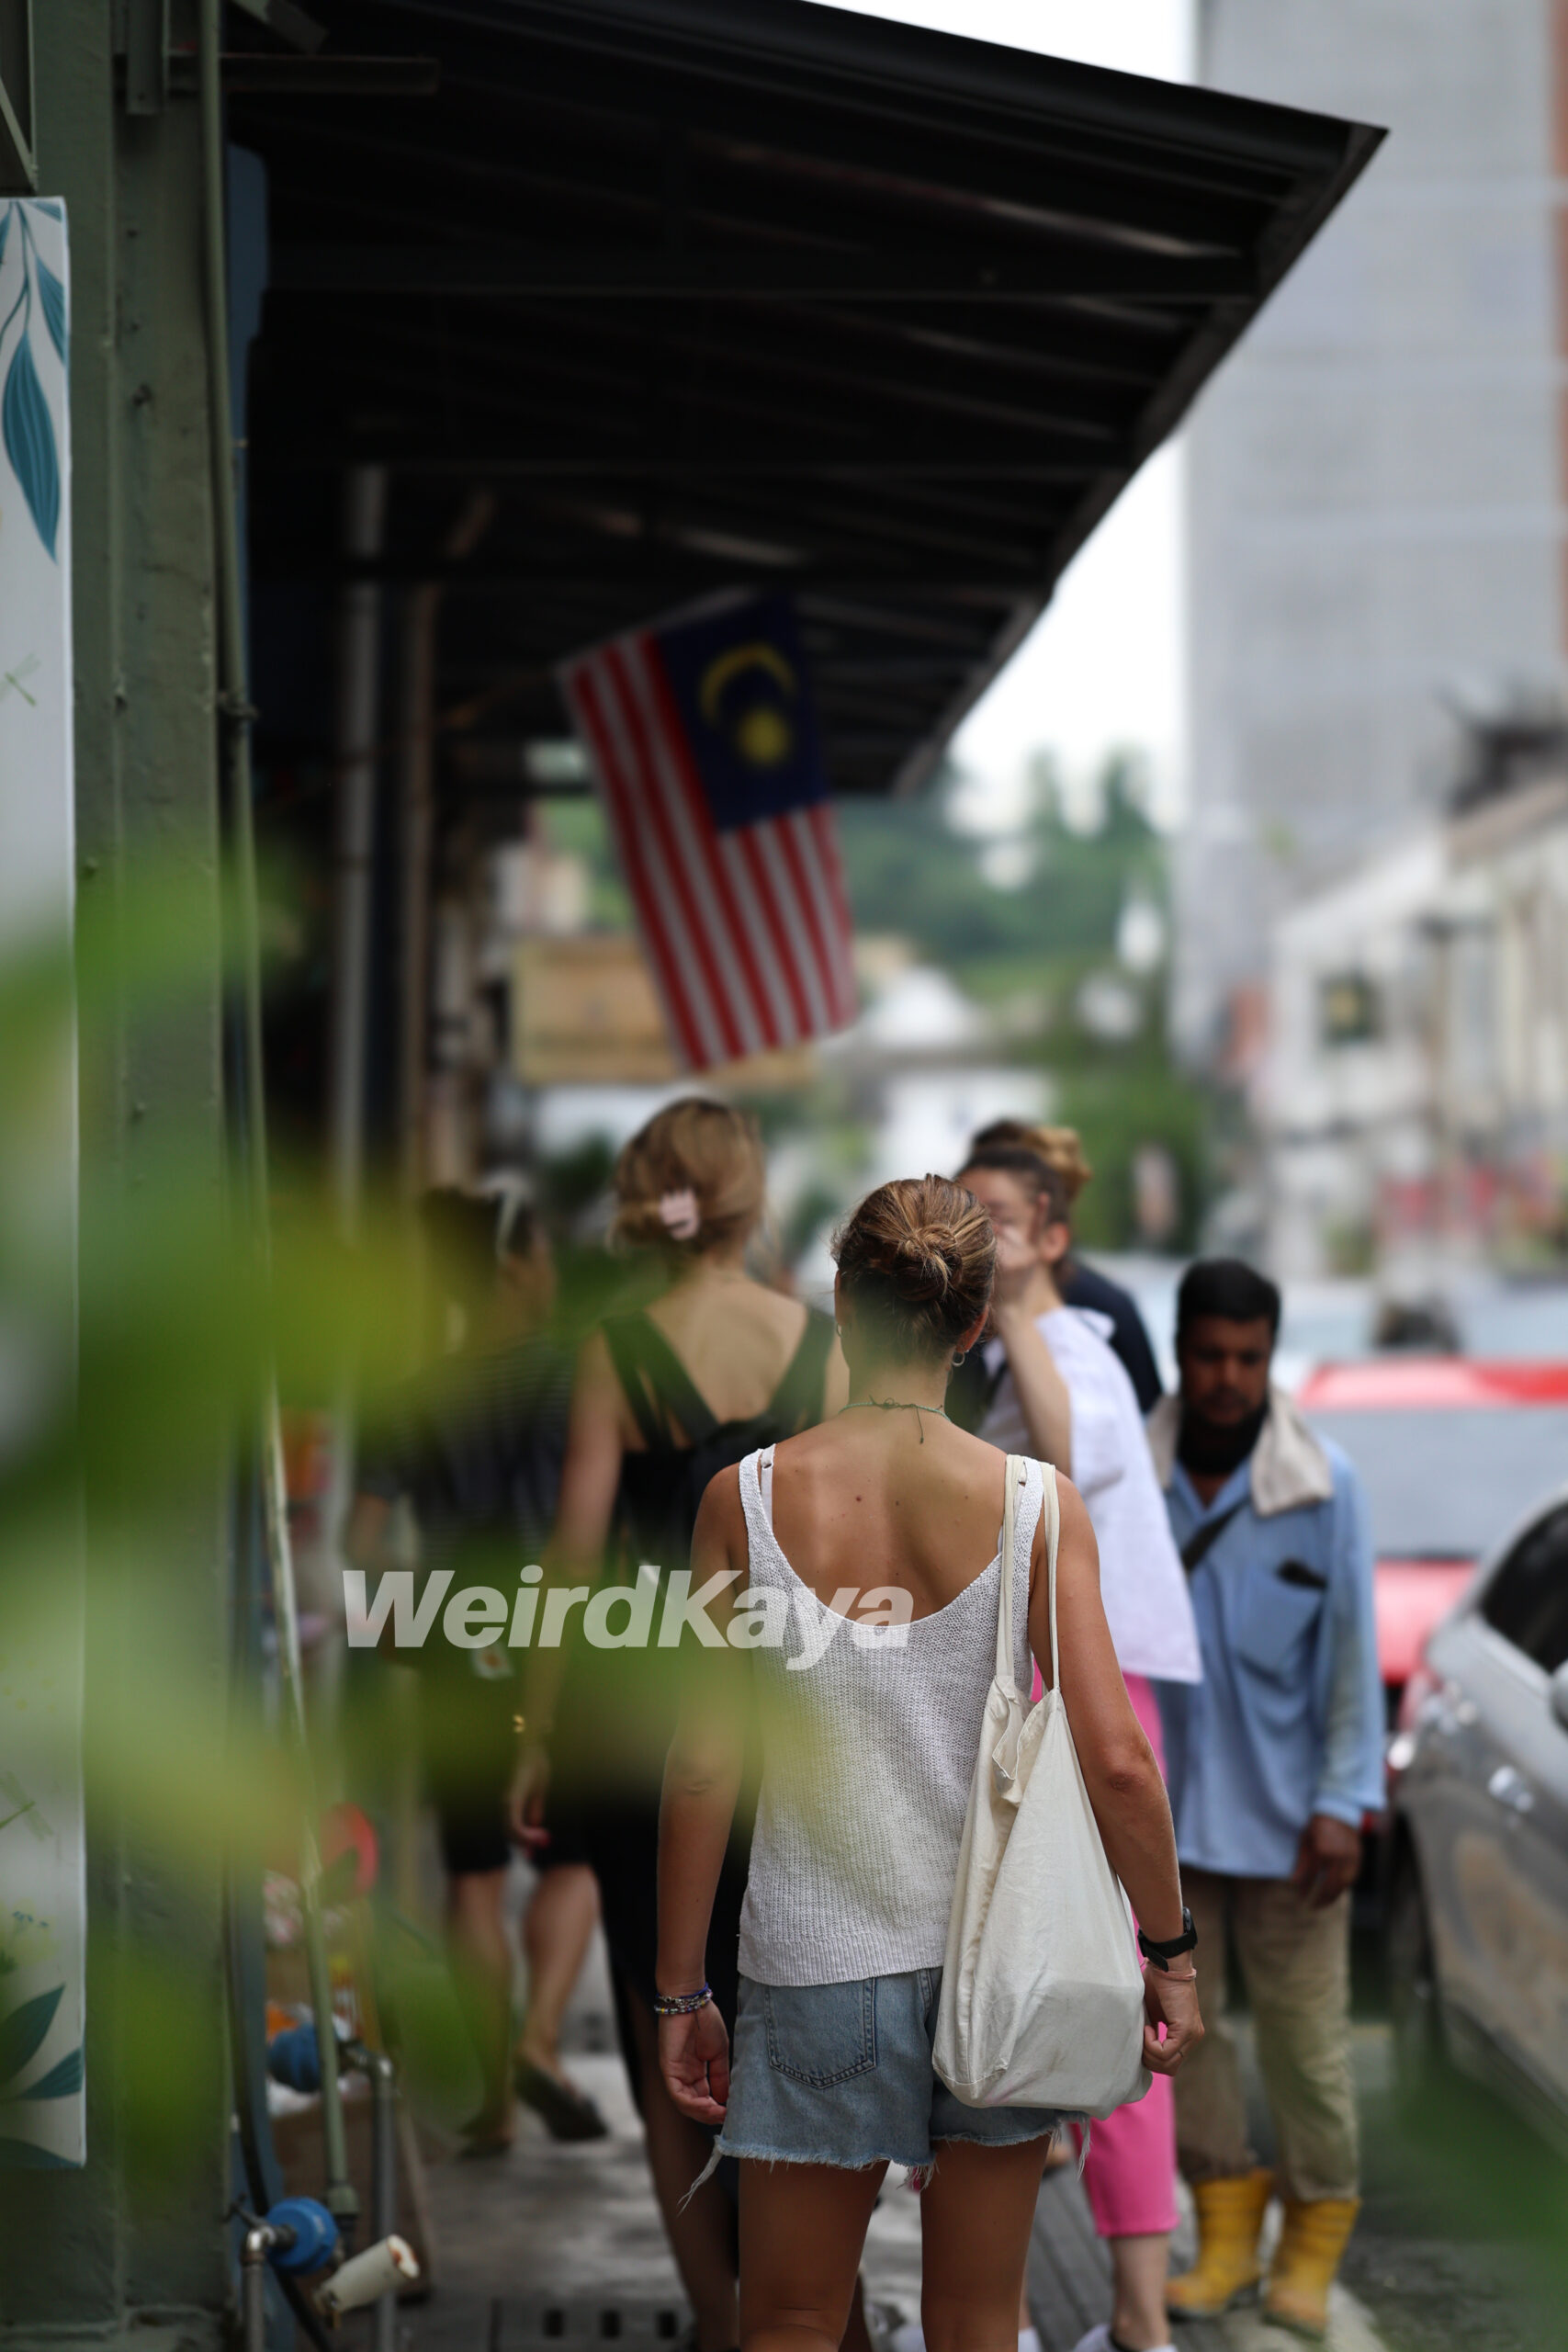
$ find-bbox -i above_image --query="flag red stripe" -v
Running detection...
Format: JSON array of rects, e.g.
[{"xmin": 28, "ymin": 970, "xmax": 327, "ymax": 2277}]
[
  {"xmin": 775, "ymin": 808, "xmax": 839, "ymax": 1024},
  {"xmin": 604, "ymin": 641, "xmax": 746, "ymax": 1065},
  {"xmin": 565, "ymin": 660, "xmax": 708, "ymax": 1067},
  {"xmin": 593, "ymin": 647, "xmax": 734, "ymax": 1067},
  {"xmin": 737, "ymin": 826, "xmax": 812, "ymax": 1040},
  {"xmin": 807, "ymin": 799, "xmax": 858, "ymax": 1023},
  {"xmin": 754, "ymin": 815, "xmax": 830, "ymax": 1034},
  {"xmin": 715, "ymin": 831, "xmax": 799, "ymax": 1046},
  {"xmin": 634, "ymin": 640, "xmax": 782, "ymax": 1054},
  {"xmin": 586, "ymin": 650, "xmax": 733, "ymax": 1061}
]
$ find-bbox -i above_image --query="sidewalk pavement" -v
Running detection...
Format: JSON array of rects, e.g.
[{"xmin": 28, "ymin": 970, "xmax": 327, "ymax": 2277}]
[{"xmin": 400, "ymin": 1927, "xmax": 1390, "ymax": 2352}]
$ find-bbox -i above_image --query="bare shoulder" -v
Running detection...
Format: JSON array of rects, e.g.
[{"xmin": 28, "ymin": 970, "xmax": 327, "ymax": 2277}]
[
  {"xmin": 1052, "ymin": 1470, "xmax": 1094, "ymax": 1544},
  {"xmin": 1039, "ymin": 1469, "xmax": 1100, "ymax": 1577},
  {"xmin": 747, "ymin": 1280, "xmax": 814, "ymax": 1346},
  {"xmin": 693, "ymin": 1458, "xmax": 746, "ymax": 1549}
]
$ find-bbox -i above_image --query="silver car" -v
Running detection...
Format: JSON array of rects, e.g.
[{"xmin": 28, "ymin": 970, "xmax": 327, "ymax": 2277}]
[{"xmin": 1386, "ymin": 1487, "xmax": 1568, "ymax": 2147}]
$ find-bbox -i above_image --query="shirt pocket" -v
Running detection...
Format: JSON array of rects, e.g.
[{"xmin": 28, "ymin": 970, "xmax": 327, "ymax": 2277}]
[
  {"xmin": 762, "ymin": 1979, "xmax": 877, "ymax": 2086},
  {"xmin": 1234, "ymin": 1557, "xmax": 1328, "ymax": 1682}
]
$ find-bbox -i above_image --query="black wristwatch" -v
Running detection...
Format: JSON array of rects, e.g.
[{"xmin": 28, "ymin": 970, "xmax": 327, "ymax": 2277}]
[{"xmin": 1138, "ymin": 1905, "xmax": 1197, "ymax": 1973}]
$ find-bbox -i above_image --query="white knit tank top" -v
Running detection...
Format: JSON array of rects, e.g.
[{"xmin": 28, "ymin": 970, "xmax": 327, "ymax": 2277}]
[{"xmin": 735, "ymin": 1446, "xmax": 1043, "ymax": 1986}]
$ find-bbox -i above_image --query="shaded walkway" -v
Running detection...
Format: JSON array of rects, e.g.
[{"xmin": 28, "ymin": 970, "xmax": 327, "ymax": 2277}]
[{"xmin": 400, "ymin": 1915, "xmax": 1385, "ymax": 2352}]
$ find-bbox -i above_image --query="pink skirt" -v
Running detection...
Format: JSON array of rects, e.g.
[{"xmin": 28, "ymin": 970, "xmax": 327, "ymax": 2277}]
[{"xmin": 1029, "ymin": 1665, "xmax": 1179, "ymax": 2239}]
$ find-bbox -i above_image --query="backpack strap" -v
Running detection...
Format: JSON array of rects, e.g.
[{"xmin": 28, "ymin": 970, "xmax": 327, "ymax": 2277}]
[
  {"xmin": 1180, "ymin": 1498, "xmax": 1247, "ymax": 1575},
  {"xmin": 767, "ymin": 1307, "xmax": 834, "ymax": 1433},
  {"xmin": 602, "ymin": 1313, "xmax": 721, "ymax": 1451}
]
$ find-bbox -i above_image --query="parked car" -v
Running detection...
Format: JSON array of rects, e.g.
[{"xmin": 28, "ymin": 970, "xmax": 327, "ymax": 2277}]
[
  {"xmin": 1385, "ymin": 1486, "xmax": 1568, "ymax": 2145},
  {"xmin": 1296, "ymin": 1358, "xmax": 1568, "ymax": 1712}
]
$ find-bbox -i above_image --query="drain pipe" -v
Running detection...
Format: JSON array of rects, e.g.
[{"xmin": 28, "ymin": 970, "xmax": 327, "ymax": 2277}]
[
  {"xmin": 328, "ymin": 464, "xmax": 388, "ymax": 1239},
  {"xmin": 198, "ymin": 0, "xmax": 358, "ymax": 2239}
]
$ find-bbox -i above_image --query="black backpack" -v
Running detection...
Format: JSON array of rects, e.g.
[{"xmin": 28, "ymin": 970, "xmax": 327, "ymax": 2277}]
[{"xmin": 603, "ymin": 1306, "xmax": 834, "ymax": 1566}]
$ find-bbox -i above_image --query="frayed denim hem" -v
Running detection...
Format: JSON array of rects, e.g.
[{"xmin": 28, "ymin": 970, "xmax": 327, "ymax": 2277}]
[
  {"xmin": 683, "ymin": 2138, "xmax": 927, "ymax": 2205},
  {"xmin": 683, "ymin": 2114, "xmax": 1077, "ymax": 2208}
]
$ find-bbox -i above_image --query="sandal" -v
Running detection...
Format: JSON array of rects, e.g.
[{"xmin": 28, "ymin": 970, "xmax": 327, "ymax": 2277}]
[{"xmin": 513, "ymin": 2056, "xmax": 610, "ymax": 2142}]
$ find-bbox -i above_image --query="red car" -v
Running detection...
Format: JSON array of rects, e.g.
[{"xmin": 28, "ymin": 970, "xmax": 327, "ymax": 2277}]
[{"xmin": 1295, "ymin": 1358, "xmax": 1568, "ymax": 1712}]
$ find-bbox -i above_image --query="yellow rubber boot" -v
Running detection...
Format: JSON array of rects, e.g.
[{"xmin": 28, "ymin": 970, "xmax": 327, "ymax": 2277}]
[
  {"xmin": 1165, "ymin": 2167, "xmax": 1273, "ymax": 2318},
  {"xmin": 1265, "ymin": 2196, "xmax": 1361, "ymax": 2339}
]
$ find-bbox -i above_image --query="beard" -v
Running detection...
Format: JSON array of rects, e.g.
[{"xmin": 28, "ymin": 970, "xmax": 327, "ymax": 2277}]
[{"xmin": 1178, "ymin": 1397, "xmax": 1269, "ymax": 1478}]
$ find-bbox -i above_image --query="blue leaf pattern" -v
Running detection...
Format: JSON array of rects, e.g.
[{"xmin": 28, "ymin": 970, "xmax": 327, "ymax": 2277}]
[
  {"xmin": 0, "ymin": 1986, "xmax": 62, "ymax": 2091},
  {"xmin": 19, "ymin": 2044, "xmax": 83, "ymax": 2099},
  {"xmin": 0, "ymin": 209, "xmax": 10, "ymax": 268},
  {"xmin": 36, "ymin": 257, "xmax": 66, "ymax": 366},
  {"xmin": 2, "ymin": 332, "xmax": 60, "ymax": 558}
]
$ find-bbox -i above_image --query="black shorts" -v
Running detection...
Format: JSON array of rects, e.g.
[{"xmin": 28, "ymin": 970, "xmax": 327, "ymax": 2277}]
[
  {"xmin": 420, "ymin": 1668, "xmax": 592, "ymax": 1881},
  {"xmin": 430, "ymin": 1764, "xmax": 595, "ymax": 1879}
]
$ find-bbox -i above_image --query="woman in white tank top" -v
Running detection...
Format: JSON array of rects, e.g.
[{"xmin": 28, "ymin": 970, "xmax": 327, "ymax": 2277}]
[{"xmin": 654, "ymin": 1178, "xmax": 1202, "ymax": 2352}]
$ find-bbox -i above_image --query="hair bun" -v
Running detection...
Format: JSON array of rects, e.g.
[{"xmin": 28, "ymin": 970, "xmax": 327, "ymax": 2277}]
[
  {"xmin": 833, "ymin": 1176, "xmax": 995, "ymax": 1357},
  {"xmin": 612, "ymin": 1097, "xmax": 765, "ymax": 1257},
  {"xmin": 891, "ymin": 1226, "xmax": 959, "ymax": 1301}
]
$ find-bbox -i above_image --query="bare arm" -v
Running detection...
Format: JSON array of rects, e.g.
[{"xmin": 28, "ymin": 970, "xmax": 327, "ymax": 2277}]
[
  {"xmin": 511, "ymin": 1331, "xmax": 626, "ymax": 1838},
  {"xmin": 992, "ymin": 1299, "xmax": 1074, "ymax": 1475},
  {"xmin": 1032, "ymin": 1476, "xmax": 1202, "ymax": 2072},
  {"xmin": 656, "ymin": 1472, "xmax": 747, "ymax": 2123}
]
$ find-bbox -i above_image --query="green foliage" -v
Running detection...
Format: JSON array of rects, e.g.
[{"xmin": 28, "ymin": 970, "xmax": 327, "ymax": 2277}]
[
  {"xmin": 837, "ymin": 752, "xmax": 1164, "ymax": 973},
  {"xmin": 837, "ymin": 752, "xmax": 1209, "ymax": 1250}
]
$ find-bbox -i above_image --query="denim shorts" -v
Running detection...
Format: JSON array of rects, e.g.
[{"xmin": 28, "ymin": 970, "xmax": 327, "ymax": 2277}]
[{"xmin": 713, "ymin": 1967, "xmax": 1063, "ymax": 2176}]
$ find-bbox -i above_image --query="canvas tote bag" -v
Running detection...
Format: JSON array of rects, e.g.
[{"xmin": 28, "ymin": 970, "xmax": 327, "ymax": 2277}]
[{"xmin": 933, "ymin": 1455, "xmax": 1151, "ymax": 2117}]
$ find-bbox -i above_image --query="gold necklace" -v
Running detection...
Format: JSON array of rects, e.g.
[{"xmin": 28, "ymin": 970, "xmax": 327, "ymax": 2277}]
[{"xmin": 840, "ymin": 1398, "xmax": 950, "ymax": 1443}]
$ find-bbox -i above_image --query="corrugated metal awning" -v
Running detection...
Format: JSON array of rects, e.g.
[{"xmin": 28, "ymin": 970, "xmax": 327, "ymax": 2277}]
[{"xmin": 236, "ymin": 0, "xmax": 1382, "ymax": 797}]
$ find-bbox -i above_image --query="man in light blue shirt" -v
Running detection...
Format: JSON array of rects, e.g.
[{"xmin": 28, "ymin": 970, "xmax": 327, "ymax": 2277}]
[{"xmin": 1149, "ymin": 1260, "xmax": 1382, "ymax": 2340}]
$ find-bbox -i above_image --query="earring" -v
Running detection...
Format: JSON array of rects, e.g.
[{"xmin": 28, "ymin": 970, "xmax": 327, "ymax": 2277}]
[{"xmin": 952, "ymin": 1349, "xmax": 967, "ymax": 1367}]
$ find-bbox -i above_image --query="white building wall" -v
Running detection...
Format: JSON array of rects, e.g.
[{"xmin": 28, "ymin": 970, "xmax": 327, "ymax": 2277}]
[{"xmin": 1180, "ymin": 0, "xmax": 1563, "ymax": 1062}]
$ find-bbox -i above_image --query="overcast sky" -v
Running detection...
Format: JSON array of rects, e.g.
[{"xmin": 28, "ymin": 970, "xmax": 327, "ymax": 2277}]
[{"xmin": 808, "ymin": 0, "xmax": 1194, "ymax": 830}]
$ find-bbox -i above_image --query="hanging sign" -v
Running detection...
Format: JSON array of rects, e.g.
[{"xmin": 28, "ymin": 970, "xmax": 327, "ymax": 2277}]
[{"xmin": 0, "ymin": 194, "xmax": 85, "ymax": 2170}]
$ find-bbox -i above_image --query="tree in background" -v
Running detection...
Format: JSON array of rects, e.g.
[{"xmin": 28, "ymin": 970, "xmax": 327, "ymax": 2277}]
[{"xmin": 837, "ymin": 751, "xmax": 1209, "ymax": 1252}]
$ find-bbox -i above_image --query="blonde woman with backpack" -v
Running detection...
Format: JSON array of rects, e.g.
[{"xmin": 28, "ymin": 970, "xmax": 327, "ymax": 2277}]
[{"xmin": 515, "ymin": 1100, "xmax": 844, "ymax": 2352}]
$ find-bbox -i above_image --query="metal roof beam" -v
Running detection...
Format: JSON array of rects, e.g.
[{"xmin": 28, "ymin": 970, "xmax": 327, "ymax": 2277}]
[{"xmin": 270, "ymin": 242, "xmax": 1258, "ymax": 302}]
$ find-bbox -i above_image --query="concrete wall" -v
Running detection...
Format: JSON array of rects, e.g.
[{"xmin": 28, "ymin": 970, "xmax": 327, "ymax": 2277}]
[
  {"xmin": 1180, "ymin": 0, "xmax": 1563, "ymax": 1061},
  {"xmin": 0, "ymin": 6, "xmax": 231, "ymax": 2345}
]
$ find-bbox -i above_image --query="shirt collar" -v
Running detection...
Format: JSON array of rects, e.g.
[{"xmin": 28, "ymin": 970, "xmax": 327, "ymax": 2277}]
[
  {"xmin": 1168, "ymin": 1456, "xmax": 1251, "ymax": 1521},
  {"xmin": 1148, "ymin": 1385, "xmax": 1334, "ymax": 1519}
]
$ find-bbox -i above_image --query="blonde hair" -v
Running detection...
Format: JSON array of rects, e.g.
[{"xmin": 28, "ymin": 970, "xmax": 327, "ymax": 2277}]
[
  {"xmin": 833, "ymin": 1175, "xmax": 995, "ymax": 1359},
  {"xmin": 969, "ymin": 1119, "xmax": 1093, "ymax": 1207},
  {"xmin": 611, "ymin": 1098, "xmax": 766, "ymax": 1257}
]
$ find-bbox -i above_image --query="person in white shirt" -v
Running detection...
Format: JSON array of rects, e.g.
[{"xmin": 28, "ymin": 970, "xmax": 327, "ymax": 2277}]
[{"xmin": 956, "ymin": 1138, "xmax": 1201, "ymax": 2352}]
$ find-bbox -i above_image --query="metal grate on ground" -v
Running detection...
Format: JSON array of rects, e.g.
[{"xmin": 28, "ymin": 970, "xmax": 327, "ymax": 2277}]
[{"xmin": 491, "ymin": 2300, "xmax": 690, "ymax": 2352}]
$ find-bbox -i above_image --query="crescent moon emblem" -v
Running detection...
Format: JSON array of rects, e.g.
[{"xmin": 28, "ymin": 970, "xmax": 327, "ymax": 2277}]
[{"xmin": 698, "ymin": 641, "xmax": 797, "ymax": 728}]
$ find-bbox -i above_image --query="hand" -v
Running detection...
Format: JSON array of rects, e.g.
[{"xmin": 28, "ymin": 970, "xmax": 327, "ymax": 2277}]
[
  {"xmin": 659, "ymin": 2001, "xmax": 730, "ymax": 2126},
  {"xmin": 987, "ymin": 1236, "xmax": 1040, "ymax": 1310},
  {"xmin": 1142, "ymin": 1967, "xmax": 1202, "ymax": 2076},
  {"xmin": 508, "ymin": 1741, "xmax": 552, "ymax": 1855},
  {"xmin": 1291, "ymin": 1813, "xmax": 1362, "ymax": 1910}
]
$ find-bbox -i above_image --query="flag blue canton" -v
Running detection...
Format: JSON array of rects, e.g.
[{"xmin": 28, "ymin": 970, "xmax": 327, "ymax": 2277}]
[{"xmin": 655, "ymin": 594, "xmax": 829, "ymax": 833}]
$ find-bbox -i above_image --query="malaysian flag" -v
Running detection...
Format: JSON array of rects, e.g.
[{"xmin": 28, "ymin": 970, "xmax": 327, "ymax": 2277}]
[{"xmin": 558, "ymin": 594, "xmax": 857, "ymax": 1069}]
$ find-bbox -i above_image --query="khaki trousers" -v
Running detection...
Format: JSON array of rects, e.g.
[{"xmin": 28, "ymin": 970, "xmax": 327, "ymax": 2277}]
[{"xmin": 1176, "ymin": 1867, "xmax": 1358, "ymax": 2203}]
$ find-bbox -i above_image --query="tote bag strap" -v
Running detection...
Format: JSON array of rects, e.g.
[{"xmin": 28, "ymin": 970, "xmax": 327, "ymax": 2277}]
[
  {"xmin": 1042, "ymin": 1462, "xmax": 1062, "ymax": 1692},
  {"xmin": 995, "ymin": 1455, "xmax": 1028, "ymax": 1694}
]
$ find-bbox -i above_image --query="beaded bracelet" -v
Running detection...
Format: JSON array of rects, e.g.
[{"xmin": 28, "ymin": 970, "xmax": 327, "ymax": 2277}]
[{"xmin": 652, "ymin": 1983, "xmax": 712, "ymax": 2017}]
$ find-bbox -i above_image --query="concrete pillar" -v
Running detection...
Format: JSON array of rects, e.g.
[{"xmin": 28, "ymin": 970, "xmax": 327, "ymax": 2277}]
[{"xmin": 0, "ymin": 6, "xmax": 231, "ymax": 2346}]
